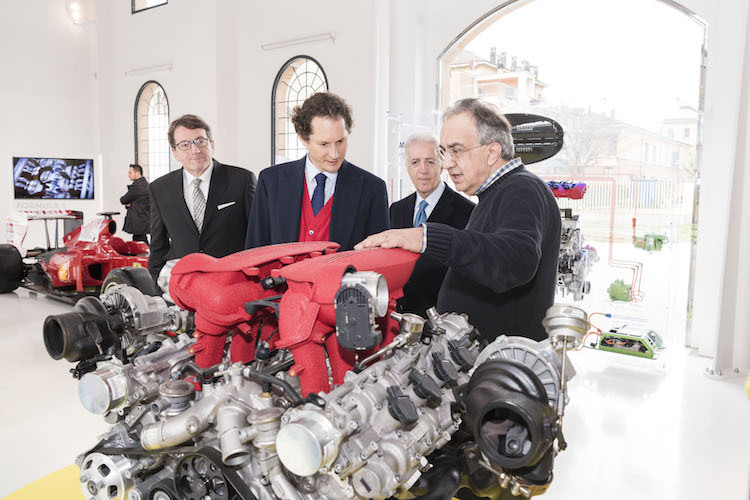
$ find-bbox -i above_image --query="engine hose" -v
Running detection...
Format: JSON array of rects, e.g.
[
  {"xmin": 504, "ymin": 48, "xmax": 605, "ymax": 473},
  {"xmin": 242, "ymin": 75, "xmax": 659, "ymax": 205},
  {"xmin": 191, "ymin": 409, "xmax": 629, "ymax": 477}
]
[{"xmin": 242, "ymin": 366, "xmax": 303, "ymax": 405}]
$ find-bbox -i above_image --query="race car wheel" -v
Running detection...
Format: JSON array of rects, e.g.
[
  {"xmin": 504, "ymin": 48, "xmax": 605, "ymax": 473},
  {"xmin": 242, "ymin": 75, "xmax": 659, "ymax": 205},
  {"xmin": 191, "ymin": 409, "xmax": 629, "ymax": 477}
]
[
  {"xmin": 102, "ymin": 266, "xmax": 159, "ymax": 297},
  {"xmin": 0, "ymin": 244, "xmax": 24, "ymax": 293}
]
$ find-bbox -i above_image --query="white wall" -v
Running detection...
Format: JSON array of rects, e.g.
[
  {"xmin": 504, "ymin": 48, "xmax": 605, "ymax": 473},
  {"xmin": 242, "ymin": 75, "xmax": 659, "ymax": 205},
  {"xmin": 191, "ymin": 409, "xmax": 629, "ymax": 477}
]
[{"xmin": 0, "ymin": 0, "xmax": 100, "ymax": 247}]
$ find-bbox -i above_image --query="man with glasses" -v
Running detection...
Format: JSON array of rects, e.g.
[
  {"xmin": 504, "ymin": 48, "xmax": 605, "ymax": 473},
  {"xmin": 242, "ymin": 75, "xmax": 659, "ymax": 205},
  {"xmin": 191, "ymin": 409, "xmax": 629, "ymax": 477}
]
[
  {"xmin": 389, "ymin": 131, "xmax": 474, "ymax": 317},
  {"xmin": 148, "ymin": 114, "xmax": 256, "ymax": 282},
  {"xmin": 245, "ymin": 92, "xmax": 389, "ymax": 251},
  {"xmin": 356, "ymin": 99, "xmax": 560, "ymax": 342}
]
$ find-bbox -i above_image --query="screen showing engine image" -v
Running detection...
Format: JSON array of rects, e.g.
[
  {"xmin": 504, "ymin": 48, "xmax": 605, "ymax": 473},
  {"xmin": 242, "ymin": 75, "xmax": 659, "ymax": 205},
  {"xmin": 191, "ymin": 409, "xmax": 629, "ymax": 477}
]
[{"xmin": 12, "ymin": 157, "xmax": 94, "ymax": 199}]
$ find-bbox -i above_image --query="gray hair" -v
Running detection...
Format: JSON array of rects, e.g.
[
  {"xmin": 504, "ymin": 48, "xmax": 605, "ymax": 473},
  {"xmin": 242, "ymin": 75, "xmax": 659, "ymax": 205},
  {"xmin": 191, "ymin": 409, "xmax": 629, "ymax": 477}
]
[
  {"xmin": 404, "ymin": 131, "xmax": 440, "ymax": 157},
  {"xmin": 443, "ymin": 98, "xmax": 515, "ymax": 161}
]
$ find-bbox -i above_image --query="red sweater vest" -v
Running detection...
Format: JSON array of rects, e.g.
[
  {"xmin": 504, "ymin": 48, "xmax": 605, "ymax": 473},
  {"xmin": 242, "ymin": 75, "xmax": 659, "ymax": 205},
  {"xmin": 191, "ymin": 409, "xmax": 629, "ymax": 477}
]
[{"xmin": 298, "ymin": 181, "xmax": 333, "ymax": 242}]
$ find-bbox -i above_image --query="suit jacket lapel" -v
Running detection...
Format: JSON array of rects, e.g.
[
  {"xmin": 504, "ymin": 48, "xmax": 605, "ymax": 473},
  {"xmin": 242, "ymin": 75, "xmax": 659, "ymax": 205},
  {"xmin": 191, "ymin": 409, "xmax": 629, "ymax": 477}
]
[
  {"xmin": 203, "ymin": 161, "xmax": 229, "ymax": 231},
  {"xmin": 427, "ymin": 183, "xmax": 454, "ymax": 223},
  {"xmin": 174, "ymin": 168, "xmax": 199, "ymax": 236},
  {"xmin": 402, "ymin": 193, "xmax": 417, "ymax": 227},
  {"xmin": 281, "ymin": 158, "xmax": 306, "ymax": 242},
  {"xmin": 330, "ymin": 161, "xmax": 362, "ymax": 246}
]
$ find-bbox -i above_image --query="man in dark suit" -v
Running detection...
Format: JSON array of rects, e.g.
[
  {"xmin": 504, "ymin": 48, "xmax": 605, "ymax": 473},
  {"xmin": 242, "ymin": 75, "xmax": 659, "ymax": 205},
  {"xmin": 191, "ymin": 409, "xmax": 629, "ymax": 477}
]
[
  {"xmin": 120, "ymin": 164, "xmax": 150, "ymax": 244},
  {"xmin": 149, "ymin": 114, "xmax": 256, "ymax": 282},
  {"xmin": 390, "ymin": 132, "xmax": 475, "ymax": 317},
  {"xmin": 245, "ymin": 92, "xmax": 388, "ymax": 251}
]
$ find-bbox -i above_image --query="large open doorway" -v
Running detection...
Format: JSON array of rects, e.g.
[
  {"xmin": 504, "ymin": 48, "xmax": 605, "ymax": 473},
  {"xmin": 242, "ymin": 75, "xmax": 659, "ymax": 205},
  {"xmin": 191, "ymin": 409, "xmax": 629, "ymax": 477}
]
[{"xmin": 438, "ymin": 0, "xmax": 705, "ymax": 361}]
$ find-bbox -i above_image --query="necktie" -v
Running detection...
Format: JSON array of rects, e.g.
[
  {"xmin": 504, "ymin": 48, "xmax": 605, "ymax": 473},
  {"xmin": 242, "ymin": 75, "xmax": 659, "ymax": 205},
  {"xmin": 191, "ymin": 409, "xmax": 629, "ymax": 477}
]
[
  {"xmin": 311, "ymin": 173, "xmax": 327, "ymax": 216},
  {"xmin": 192, "ymin": 178, "xmax": 206, "ymax": 233},
  {"xmin": 414, "ymin": 199, "xmax": 428, "ymax": 227}
]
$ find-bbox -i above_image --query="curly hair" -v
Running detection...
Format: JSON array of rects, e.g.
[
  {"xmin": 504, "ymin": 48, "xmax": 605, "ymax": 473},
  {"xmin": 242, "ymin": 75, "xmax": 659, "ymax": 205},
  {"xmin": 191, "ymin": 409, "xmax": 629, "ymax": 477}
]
[
  {"xmin": 291, "ymin": 92, "xmax": 353, "ymax": 141},
  {"xmin": 168, "ymin": 114, "xmax": 213, "ymax": 148}
]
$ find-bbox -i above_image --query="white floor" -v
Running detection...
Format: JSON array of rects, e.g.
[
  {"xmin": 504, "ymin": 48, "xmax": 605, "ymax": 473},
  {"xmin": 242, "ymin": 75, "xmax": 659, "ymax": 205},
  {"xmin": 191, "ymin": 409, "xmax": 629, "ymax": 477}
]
[{"xmin": 0, "ymin": 288, "xmax": 748, "ymax": 499}]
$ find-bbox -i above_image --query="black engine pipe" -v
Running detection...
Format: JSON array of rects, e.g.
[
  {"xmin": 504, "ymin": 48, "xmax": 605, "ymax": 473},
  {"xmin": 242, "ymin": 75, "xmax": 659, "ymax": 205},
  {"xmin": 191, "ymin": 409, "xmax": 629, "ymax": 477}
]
[
  {"xmin": 464, "ymin": 359, "xmax": 557, "ymax": 472},
  {"xmin": 43, "ymin": 296, "xmax": 121, "ymax": 362}
]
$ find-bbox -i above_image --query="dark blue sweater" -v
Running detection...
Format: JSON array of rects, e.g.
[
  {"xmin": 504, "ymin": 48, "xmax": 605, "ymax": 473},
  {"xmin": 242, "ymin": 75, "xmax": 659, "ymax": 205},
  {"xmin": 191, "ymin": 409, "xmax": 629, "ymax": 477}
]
[{"xmin": 427, "ymin": 166, "xmax": 560, "ymax": 341}]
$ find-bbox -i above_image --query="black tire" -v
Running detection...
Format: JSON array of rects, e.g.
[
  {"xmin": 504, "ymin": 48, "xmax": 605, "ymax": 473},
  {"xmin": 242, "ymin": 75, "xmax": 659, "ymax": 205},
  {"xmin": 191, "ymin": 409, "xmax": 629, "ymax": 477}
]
[
  {"xmin": 0, "ymin": 244, "xmax": 24, "ymax": 293},
  {"xmin": 101, "ymin": 266, "xmax": 160, "ymax": 296}
]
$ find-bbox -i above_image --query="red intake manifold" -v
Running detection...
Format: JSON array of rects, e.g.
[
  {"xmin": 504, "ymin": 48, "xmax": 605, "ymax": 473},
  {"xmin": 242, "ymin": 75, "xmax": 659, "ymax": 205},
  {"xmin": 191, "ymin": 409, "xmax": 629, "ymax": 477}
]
[{"xmin": 169, "ymin": 242, "xmax": 419, "ymax": 395}]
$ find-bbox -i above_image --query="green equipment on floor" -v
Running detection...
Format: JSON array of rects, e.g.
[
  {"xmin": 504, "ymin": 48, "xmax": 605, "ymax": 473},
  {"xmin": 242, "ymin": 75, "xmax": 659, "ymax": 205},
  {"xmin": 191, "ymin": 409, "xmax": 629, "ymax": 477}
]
[
  {"xmin": 634, "ymin": 233, "xmax": 668, "ymax": 251},
  {"xmin": 608, "ymin": 279, "xmax": 631, "ymax": 302},
  {"xmin": 598, "ymin": 324, "xmax": 664, "ymax": 359}
]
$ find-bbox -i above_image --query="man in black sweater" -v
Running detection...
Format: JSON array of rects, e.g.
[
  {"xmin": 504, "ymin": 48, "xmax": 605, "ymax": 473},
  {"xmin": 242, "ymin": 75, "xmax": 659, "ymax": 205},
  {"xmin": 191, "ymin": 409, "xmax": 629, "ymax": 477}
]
[
  {"xmin": 389, "ymin": 131, "xmax": 474, "ymax": 317},
  {"xmin": 356, "ymin": 99, "xmax": 560, "ymax": 342}
]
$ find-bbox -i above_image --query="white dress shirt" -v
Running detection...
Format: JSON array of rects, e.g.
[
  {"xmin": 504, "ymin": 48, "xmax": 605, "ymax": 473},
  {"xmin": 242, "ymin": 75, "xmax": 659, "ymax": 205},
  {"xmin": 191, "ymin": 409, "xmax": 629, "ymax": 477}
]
[
  {"xmin": 305, "ymin": 155, "xmax": 338, "ymax": 204},
  {"xmin": 183, "ymin": 161, "xmax": 214, "ymax": 219},
  {"xmin": 413, "ymin": 181, "xmax": 446, "ymax": 225}
]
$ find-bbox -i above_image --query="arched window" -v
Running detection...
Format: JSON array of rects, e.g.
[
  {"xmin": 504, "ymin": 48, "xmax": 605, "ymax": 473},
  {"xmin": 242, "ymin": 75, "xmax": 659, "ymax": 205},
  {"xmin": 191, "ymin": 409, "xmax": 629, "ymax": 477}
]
[
  {"xmin": 134, "ymin": 81, "xmax": 170, "ymax": 181},
  {"xmin": 271, "ymin": 56, "xmax": 328, "ymax": 165}
]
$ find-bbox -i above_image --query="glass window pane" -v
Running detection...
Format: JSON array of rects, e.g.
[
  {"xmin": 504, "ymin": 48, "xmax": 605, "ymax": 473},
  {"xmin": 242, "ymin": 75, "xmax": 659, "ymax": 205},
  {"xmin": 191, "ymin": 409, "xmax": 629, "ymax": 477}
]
[
  {"xmin": 135, "ymin": 82, "xmax": 170, "ymax": 181},
  {"xmin": 272, "ymin": 57, "xmax": 328, "ymax": 165}
]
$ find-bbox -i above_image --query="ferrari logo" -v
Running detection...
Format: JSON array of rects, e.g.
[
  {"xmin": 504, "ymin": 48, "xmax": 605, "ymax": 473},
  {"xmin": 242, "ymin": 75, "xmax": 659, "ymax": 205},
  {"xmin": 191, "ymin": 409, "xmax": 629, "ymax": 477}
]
[
  {"xmin": 132, "ymin": 263, "xmax": 143, "ymax": 267},
  {"xmin": 58, "ymin": 261, "xmax": 70, "ymax": 282}
]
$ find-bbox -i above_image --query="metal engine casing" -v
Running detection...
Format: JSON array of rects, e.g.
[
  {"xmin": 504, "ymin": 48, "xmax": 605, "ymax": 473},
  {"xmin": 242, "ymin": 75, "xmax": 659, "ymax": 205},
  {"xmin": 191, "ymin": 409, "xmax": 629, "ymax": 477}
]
[
  {"xmin": 557, "ymin": 209, "xmax": 598, "ymax": 301},
  {"xmin": 46, "ymin": 244, "xmax": 584, "ymax": 500}
]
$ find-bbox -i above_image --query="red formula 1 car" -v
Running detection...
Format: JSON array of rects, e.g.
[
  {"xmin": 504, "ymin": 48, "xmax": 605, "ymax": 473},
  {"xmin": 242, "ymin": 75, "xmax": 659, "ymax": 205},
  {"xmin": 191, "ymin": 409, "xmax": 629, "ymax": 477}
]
[{"xmin": 0, "ymin": 210, "xmax": 152, "ymax": 303}]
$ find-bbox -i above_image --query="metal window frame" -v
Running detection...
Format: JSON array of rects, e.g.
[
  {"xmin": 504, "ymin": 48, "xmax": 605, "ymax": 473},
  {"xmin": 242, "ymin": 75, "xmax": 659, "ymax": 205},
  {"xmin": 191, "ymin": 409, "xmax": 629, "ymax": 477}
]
[
  {"xmin": 131, "ymin": 0, "xmax": 168, "ymax": 15},
  {"xmin": 133, "ymin": 80, "xmax": 170, "ymax": 179},
  {"xmin": 270, "ymin": 55, "xmax": 329, "ymax": 165}
]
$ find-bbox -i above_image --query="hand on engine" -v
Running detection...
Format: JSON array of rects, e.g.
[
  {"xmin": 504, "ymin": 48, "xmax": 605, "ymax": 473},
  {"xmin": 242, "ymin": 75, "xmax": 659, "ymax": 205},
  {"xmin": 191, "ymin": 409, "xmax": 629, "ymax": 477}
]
[{"xmin": 354, "ymin": 228, "xmax": 423, "ymax": 253}]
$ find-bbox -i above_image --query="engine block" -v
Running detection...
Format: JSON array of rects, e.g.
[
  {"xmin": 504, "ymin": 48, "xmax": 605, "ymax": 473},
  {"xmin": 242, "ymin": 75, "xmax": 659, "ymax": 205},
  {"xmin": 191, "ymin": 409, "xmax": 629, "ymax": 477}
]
[{"xmin": 43, "ymin": 243, "xmax": 588, "ymax": 500}]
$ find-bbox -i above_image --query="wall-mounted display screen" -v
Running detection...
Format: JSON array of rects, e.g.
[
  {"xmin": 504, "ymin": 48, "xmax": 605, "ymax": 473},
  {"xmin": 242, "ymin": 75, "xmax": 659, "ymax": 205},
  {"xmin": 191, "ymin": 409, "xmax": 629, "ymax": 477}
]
[{"xmin": 13, "ymin": 157, "xmax": 94, "ymax": 199}]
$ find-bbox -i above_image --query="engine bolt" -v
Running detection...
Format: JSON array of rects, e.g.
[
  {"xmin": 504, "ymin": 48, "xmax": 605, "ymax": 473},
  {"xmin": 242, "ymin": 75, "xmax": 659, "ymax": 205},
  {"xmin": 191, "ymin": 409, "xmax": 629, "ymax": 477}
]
[
  {"xmin": 336, "ymin": 398, "xmax": 343, "ymax": 405},
  {"xmin": 80, "ymin": 475, "xmax": 88, "ymax": 483},
  {"xmin": 396, "ymin": 430, "xmax": 403, "ymax": 437},
  {"xmin": 375, "ymin": 403, "xmax": 382, "ymax": 410},
  {"xmin": 358, "ymin": 382, "xmax": 365, "ymax": 389},
  {"xmin": 394, "ymin": 474, "xmax": 402, "ymax": 482},
  {"xmin": 349, "ymin": 421, "xmax": 358, "ymax": 429},
  {"xmin": 359, "ymin": 453, "xmax": 367, "ymax": 461},
  {"xmin": 334, "ymin": 465, "xmax": 343, "ymax": 473},
  {"xmin": 419, "ymin": 408, "xmax": 426, "ymax": 414},
  {"xmin": 282, "ymin": 415, "xmax": 290, "ymax": 423},
  {"xmin": 376, "ymin": 450, "xmax": 384, "ymax": 457}
]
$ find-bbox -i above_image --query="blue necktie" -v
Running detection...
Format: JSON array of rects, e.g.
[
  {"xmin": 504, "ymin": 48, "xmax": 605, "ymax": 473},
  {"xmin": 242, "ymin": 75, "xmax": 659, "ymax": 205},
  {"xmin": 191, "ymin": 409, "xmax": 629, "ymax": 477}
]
[
  {"xmin": 414, "ymin": 200, "xmax": 428, "ymax": 227},
  {"xmin": 311, "ymin": 173, "xmax": 327, "ymax": 216}
]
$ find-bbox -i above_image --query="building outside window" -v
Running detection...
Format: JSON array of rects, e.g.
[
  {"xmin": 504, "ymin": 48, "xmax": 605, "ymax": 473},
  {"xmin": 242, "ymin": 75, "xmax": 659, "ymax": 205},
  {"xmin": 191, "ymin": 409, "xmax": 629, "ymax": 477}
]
[{"xmin": 134, "ymin": 81, "xmax": 170, "ymax": 181}]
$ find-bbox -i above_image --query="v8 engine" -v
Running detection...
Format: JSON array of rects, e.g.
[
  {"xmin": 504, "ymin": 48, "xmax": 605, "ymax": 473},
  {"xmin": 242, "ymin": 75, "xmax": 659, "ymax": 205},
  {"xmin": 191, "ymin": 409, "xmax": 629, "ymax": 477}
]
[{"xmin": 43, "ymin": 242, "xmax": 588, "ymax": 500}]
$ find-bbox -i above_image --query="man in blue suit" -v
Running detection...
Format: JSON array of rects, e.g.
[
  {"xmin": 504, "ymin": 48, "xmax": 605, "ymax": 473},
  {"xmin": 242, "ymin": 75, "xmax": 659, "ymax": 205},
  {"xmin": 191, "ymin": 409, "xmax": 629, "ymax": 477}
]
[{"xmin": 245, "ymin": 92, "xmax": 389, "ymax": 251}]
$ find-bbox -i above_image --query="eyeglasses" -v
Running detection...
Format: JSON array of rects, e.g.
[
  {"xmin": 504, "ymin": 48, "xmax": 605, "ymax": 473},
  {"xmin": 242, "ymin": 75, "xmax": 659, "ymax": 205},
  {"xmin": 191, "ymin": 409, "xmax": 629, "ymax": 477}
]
[
  {"xmin": 437, "ymin": 144, "xmax": 485, "ymax": 162},
  {"xmin": 174, "ymin": 137, "xmax": 210, "ymax": 151}
]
